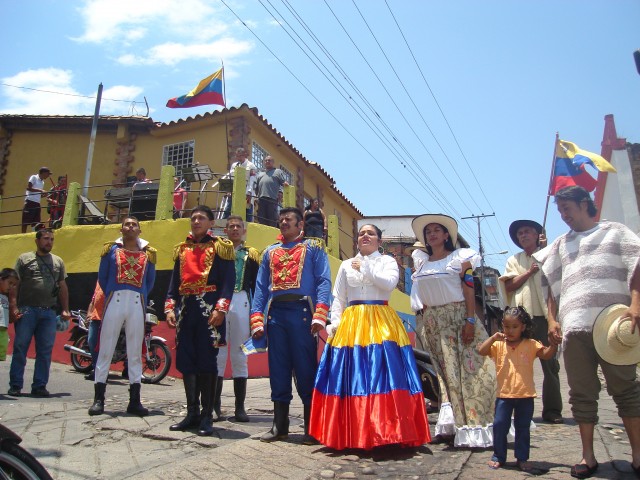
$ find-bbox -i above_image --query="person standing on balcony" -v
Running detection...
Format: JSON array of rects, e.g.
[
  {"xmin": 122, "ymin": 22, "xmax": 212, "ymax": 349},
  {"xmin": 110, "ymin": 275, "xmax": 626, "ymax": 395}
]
[
  {"xmin": 222, "ymin": 147, "xmax": 257, "ymax": 221},
  {"xmin": 303, "ymin": 198, "xmax": 327, "ymax": 240},
  {"xmin": 500, "ymin": 219, "xmax": 563, "ymax": 425},
  {"xmin": 21, "ymin": 167, "xmax": 51, "ymax": 233},
  {"xmin": 213, "ymin": 215, "xmax": 260, "ymax": 422},
  {"xmin": 47, "ymin": 175, "xmax": 67, "ymax": 228},
  {"xmin": 255, "ymin": 156, "xmax": 288, "ymax": 227}
]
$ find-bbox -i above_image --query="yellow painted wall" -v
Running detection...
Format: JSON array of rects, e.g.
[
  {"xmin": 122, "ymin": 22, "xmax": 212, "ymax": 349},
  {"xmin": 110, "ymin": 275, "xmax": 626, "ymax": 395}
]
[{"xmin": 0, "ymin": 221, "xmax": 412, "ymax": 315}]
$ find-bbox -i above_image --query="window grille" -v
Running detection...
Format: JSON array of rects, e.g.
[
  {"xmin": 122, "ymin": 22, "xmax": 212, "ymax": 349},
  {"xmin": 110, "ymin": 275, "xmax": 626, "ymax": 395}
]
[
  {"xmin": 251, "ymin": 141, "xmax": 269, "ymax": 170},
  {"xmin": 162, "ymin": 140, "xmax": 195, "ymax": 181}
]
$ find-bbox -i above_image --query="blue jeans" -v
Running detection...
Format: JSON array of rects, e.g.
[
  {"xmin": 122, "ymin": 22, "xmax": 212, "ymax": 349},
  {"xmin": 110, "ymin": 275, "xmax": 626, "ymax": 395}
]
[
  {"xmin": 9, "ymin": 306, "xmax": 58, "ymax": 390},
  {"xmin": 493, "ymin": 397, "xmax": 534, "ymax": 463},
  {"xmin": 87, "ymin": 320, "xmax": 101, "ymax": 371}
]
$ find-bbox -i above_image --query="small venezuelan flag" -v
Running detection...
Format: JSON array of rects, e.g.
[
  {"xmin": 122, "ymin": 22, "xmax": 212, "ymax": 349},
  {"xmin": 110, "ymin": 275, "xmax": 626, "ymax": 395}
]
[
  {"xmin": 550, "ymin": 139, "xmax": 616, "ymax": 195},
  {"xmin": 166, "ymin": 68, "xmax": 225, "ymax": 109}
]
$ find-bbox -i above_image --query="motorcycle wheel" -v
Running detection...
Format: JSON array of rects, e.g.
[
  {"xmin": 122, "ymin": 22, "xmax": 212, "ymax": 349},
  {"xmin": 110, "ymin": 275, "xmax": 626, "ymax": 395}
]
[
  {"xmin": 0, "ymin": 441, "xmax": 53, "ymax": 480},
  {"xmin": 141, "ymin": 340, "xmax": 171, "ymax": 384},
  {"xmin": 70, "ymin": 335, "xmax": 93, "ymax": 374}
]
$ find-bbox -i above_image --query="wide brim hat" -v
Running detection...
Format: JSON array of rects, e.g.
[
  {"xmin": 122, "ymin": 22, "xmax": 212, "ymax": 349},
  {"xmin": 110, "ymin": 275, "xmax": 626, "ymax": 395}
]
[
  {"xmin": 593, "ymin": 304, "xmax": 640, "ymax": 366},
  {"xmin": 406, "ymin": 240, "xmax": 426, "ymax": 252},
  {"xmin": 509, "ymin": 220, "xmax": 543, "ymax": 249},
  {"xmin": 412, "ymin": 214, "xmax": 458, "ymax": 248}
]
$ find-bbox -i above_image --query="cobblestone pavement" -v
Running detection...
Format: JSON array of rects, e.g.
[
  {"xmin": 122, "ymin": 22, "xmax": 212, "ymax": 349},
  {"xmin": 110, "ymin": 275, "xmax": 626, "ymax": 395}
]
[{"xmin": 0, "ymin": 360, "xmax": 638, "ymax": 479}]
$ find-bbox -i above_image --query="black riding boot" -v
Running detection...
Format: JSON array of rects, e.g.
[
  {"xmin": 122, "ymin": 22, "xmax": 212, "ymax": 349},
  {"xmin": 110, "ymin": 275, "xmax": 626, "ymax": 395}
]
[
  {"xmin": 126, "ymin": 383, "xmax": 149, "ymax": 416},
  {"xmin": 213, "ymin": 376, "xmax": 224, "ymax": 422},
  {"xmin": 88, "ymin": 382, "xmax": 106, "ymax": 416},
  {"xmin": 170, "ymin": 374, "xmax": 200, "ymax": 431},
  {"xmin": 301, "ymin": 403, "xmax": 318, "ymax": 445},
  {"xmin": 260, "ymin": 401, "xmax": 289, "ymax": 442},
  {"xmin": 233, "ymin": 377, "xmax": 249, "ymax": 422},
  {"xmin": 197, "ymin": 373, "xmax": 217, "ymax": 436}
]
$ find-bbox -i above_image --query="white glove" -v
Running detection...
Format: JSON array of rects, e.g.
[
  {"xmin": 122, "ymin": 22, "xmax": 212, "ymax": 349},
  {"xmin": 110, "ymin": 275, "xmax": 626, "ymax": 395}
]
[{"xmin": 325, "ymin": 321, "xmax": 340, "ymax": 338}]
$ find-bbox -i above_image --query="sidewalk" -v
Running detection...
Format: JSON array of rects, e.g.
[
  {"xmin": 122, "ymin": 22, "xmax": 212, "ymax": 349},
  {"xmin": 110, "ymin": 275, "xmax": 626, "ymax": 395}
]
[{"xmin": 0, "ymin": 358, "xmax": 638, "ymax": 479}]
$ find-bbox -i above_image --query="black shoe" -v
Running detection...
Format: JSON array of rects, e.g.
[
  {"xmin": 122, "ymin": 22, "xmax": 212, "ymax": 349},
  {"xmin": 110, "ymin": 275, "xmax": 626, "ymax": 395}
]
[
  {"xmin": 7, "ymin": 387, "xmax": 21, "ymax": 397},
  {"xmin": 89, "ymin": 383, "xmax": 106, "ymax": 416},
  {"xmin": 126, "ymin": 383, "xmax": 149, "ymax": 416},
  {"xmin": 542, "ymin": 413, "xmax": 564, "ymax": 424},
  {"xmin": 170, "ymin": 375, "xmax": 201, "ymax": 432},
  {"xmin": 260, "ymin": 402, "xmax": 289, "ymax": 442},
  {"xmin": 84, "ymin": 372, "xmax": 95, "ymax": 381},
  {"xmin": 31, "ymin": 387, "xmax": 50, "ymax": 397},
  {"xmin": 233, "ymin": 377, "xmax": 249, "ymax": 422}
]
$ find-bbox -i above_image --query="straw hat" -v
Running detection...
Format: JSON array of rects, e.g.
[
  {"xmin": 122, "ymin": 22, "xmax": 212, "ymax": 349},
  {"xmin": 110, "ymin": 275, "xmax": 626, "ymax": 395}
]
[
  {"xmin": 406, "ymin": 240, "xmax": 426, "ymax": 252},
  {"xmin": 412, "ymin": 214, "xmax": 458, "ymax": 247},
  {"xmin": 593, "ymin": 304, "xmax": 640, "ymax": 366}
]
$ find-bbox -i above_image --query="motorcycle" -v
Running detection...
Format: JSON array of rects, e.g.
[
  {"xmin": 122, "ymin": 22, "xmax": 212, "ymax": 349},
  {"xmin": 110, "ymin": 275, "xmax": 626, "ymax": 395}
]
[
  {"xmin": 64, "ymin": 302, "xmax": 172, "ymax": 384},
  {"xmin": 0, "ymin": 423, "xmax": 53, "ymax": 479}
]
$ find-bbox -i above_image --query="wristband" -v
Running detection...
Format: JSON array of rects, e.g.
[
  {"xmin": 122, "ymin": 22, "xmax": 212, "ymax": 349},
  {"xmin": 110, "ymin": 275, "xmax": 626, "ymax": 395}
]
[{"xmin": 466, "ymin": 317, "xmax": 476, "ymax": 325}]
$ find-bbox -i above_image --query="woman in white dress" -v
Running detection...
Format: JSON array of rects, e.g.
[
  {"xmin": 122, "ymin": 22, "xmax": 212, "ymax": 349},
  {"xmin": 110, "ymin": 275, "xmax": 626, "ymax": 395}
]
[{"xmin": 410, "ymin": 214, "xmax": 496, "ymax": 448}]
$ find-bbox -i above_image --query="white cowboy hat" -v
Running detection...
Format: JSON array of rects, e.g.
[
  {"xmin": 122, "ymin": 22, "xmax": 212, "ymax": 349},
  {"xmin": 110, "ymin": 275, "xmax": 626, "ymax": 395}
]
[
  {"xmin": 412, "ymin": 214, "xmax": 458, "ymax": 248},
  {"xmin": 593, "ymin": 304, "xmax": 640, "ymax": 366}
]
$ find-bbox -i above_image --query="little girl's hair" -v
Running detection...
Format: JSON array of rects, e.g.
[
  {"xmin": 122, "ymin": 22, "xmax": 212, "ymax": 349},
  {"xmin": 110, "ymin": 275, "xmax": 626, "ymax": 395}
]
[
  {"xmin": 0, "ymin": 268, "xmax": 18, "ymax": 281},
  {"xmin": 502, "ymin": 305, "xmax": 534, "ymax": 339}
]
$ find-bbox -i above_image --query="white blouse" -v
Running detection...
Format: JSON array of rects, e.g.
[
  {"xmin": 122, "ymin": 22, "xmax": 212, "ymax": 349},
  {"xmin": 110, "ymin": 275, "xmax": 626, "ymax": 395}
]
[
  {"xmin": 410, "ymin": 248, "xmax": 481, "ymax": 311},
  {"xmin": 330, "ymin": 251, "xmax": 399, "ymax": 325}
]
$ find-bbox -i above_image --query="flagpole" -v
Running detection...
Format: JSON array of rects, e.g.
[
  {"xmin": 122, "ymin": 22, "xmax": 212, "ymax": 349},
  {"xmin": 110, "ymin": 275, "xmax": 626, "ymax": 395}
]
[
  {"xmin": 542, "ymin": 133, "xmax": 559, "ymax": 231},
  {"xmin": 222, "ymin": 61, "xmax": 230, "ymax": 170}
]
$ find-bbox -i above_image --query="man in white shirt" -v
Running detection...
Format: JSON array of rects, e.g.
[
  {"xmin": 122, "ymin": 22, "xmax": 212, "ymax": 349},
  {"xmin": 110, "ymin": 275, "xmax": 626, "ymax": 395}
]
[
  {"xmin": 21, "ymin": 167, "xmax": 51, "ymax": 233},
  {"xmin": 222, "ymin": 147, "xmax": 256, "ymax": 221}
]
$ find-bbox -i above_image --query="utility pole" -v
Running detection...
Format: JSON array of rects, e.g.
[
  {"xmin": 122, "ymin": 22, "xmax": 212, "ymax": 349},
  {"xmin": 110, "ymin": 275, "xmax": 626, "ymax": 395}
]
[
  {"xmin": 83, "ymin": 83, "xmax": 103, "ymax": 197},
  {"xmin": 461, "ymin": 213, "xmax": 495, "ymax": 333}
]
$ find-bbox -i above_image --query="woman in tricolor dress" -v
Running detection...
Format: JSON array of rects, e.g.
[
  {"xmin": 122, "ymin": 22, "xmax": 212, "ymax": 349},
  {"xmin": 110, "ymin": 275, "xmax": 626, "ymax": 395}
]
[
  {"xmin": 309, "ymin": 224, "xmax": 430, "ymax": 450},
  {"xmin": 410, "ymin": 214, "xmax": 495, "ymax": 448}
]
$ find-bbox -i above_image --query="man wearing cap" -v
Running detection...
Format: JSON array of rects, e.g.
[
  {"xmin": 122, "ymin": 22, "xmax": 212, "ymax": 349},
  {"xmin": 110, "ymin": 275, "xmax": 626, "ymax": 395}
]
[
  {"xmin": 535, "ymin": 186, "xmax": 640, "ymax": 478},
  {"xmin": 500, "ymin": 219, "xmax": 563, "ymax": 424},
  {"xmin": 21, "ymin": 167, "xmax": 51, "ymax": 233}
]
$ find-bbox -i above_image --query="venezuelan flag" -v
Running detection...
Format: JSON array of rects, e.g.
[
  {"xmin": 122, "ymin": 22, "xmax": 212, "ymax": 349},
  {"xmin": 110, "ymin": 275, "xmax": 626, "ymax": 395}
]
[
  {"xmin": 550, "ymin": 139, "xmax": 616, "ymax": 194},
  {"xmin": 309, "ymin": 304, "xmax": 430, "ymax": 450},
  {"xmin": 166, "ymin": 68, "xmax": 225, "ymax": 109}
]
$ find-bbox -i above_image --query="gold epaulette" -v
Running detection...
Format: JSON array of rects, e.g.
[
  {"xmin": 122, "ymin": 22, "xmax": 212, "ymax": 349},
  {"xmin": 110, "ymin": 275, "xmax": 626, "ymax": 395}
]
[
  {"xmin": 172, "ymin": 242, "xmax": 184, "ymax": 262},
  {"xmin": 145, "ymin": 246, "xmax": 157, "ymax": 264},
  {"xmin": 100, "ymin": 242, "xmax": 116, "ymax": 257},
  {"xmin": 215, "ymin": 237, "xmax": 235, "ymax": 261},
  {"xmin": 304, "ymin": 237, "xmax": 326, "ymax": 251},
  {"xmin": 247, "ymin": 246, "xmax": 260, "ymax": 263}
]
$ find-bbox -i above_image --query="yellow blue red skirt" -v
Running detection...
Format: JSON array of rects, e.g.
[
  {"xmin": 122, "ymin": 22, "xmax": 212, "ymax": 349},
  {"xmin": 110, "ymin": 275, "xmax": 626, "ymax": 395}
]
[{"xmin": 309, "ymin": 303, "xmax": 431, "ymax": 450}]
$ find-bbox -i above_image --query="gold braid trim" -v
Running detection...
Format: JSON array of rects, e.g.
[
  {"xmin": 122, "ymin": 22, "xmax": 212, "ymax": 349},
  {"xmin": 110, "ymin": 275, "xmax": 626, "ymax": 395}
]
[
  {"xmin": 145, "ymin": 246, "xmax": 157, "ymax": 264},
  {"xmin": 172, "ymin": 243, "xmax": 184, "ymax": 262},
  {"xmin": 304, "ymin": 237, "xmax": 326, "ymax": 251},
  {"xmin": 100, "ymin": 242, "xmax": 116, "ymax": 257},
  {"xmin": 215, "ymin": 237, "xmax": 235, "ymax": 261},
  {"xmin": 247, "ymin": 246, "xmax": 260, "ymax": 263}
]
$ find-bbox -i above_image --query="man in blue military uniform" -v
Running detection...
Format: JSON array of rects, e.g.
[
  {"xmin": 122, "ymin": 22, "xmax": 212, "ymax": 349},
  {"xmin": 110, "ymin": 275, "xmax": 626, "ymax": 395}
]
[{"xmin": 250, "ymin": 207, "xmax": 331, "ymax": 444}]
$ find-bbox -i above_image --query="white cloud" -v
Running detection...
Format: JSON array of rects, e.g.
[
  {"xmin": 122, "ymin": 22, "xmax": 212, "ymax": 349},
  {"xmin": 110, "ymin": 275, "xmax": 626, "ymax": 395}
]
[
  {"xmin": 0, "ymin": 68, "xmax": 144, "ymax": 116},
  {"xmin": 74, "ymin": 0, "xmax": 254, "ymax": 67},
  {"xmin": 116, "ymin": 38, "xmax": 253, "ymax": 67}
]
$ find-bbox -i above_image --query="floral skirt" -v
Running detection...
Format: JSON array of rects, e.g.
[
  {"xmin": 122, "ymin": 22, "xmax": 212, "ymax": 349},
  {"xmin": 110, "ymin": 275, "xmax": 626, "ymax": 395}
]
[
  {"xmin": 310, "ymin": 304, "xmax": 431, "ymax": 450},
  {"xmin": 418, "ymin": 301, "xmax": 496, "ymax": 447}
]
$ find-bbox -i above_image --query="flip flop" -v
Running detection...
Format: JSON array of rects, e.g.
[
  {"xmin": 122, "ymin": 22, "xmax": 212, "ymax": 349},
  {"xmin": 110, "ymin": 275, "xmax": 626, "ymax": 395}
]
[
  {"xmin": 489, "ymin": 456, "xmax": 503, "ymax": 470},
  {"xmin": 570, "ymin": 462, "xmax": 598, "ymax": 479}
]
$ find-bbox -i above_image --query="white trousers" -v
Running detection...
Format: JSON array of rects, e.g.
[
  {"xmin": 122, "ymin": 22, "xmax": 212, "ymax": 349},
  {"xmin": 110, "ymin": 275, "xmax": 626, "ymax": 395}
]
[
  {"xmin": 217, "ymin": 290, "xmax": 250, "ymax": 378},
  {"xmin": 95, "ymin": 290, "xmax": 144, "ymax": 384}
]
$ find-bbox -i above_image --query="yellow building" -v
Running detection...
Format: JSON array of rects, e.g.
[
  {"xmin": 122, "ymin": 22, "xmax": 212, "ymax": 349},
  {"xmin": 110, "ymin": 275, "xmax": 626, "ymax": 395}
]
[{"xmin": 0, "ymin": 104, "xmax": 362, "ymax": 254}]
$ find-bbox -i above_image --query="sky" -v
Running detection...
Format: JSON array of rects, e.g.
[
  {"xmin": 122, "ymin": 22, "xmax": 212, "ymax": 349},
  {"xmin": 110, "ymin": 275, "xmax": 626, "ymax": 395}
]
[{"xmin": 2, "ymin": 0, "xmax": 639, "ymax": 269}]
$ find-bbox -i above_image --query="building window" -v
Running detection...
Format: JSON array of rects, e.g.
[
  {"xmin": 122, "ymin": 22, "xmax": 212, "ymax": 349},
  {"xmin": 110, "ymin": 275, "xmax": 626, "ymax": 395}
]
[
  {"xmin": 252, "ymin": 141, "xmax": 269, "ymax": 170},
  {"xmin": 279, "ymin": 165, "xmax": 293, "ymax": 185},
  {"xmin": 162, "ymin": 140, "xmax": 195, "ymax": 180}
]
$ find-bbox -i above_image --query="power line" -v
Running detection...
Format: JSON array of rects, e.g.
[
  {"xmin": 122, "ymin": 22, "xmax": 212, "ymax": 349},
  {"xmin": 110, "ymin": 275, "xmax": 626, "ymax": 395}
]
[
  {"xmin": 0, "ymin": 82, "xmax": 144, "ymax": 104},
  {"xmin": 218, "ymin": 0, "xmax": 432, "ymax": 212},
  {"xmin": 383, "ymin": 0, "xmax": 512, "ymax": 251}
]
